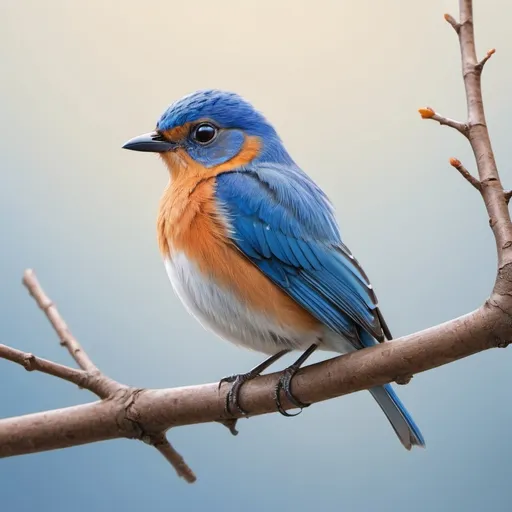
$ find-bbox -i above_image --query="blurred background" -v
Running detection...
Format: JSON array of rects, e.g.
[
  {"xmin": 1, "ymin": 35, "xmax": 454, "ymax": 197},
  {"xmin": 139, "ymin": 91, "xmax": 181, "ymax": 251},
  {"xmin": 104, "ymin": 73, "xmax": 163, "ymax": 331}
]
[{"xmin": 1, "ymin": 0, "xmax": 511, "ymax": 510}]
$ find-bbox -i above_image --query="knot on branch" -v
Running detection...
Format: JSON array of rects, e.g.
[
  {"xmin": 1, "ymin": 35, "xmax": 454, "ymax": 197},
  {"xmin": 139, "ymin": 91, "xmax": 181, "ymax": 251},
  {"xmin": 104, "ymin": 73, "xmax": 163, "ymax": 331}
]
[
  {"xmin": 394, "ymin": 375, "xmax": 413, "ymax": 386},
  {"xmin": 115, "ymin": 387, "xmax": 148, "ymax": 440},
  {"xmin": 22, "ymin": 353, "xmax": 37, "ymax": 372},
  {"xmin": 497, "ymin": 261, "xmax": 512, "ymax": 284},
  {"xmin": 117, "ymin": 389, "xmax": 197, "ymax": 483}
]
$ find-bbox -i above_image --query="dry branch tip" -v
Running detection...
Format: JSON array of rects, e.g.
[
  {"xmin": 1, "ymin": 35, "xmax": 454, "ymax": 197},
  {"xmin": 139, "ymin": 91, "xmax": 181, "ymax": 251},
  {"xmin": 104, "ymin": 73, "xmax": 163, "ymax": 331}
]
[
  {"xmin": 444, "ymin": 13, "xmax": 460, "ymax": 33},
  {"xmin": 418, "ymin": 107, "xmax": 435, "ymax": 119},
  {"xmin": 149, "ymin": 433, "xmax": 197, "ymax": 483},
  {"xmin": 216, "ymin": 419, "xmax": 239, "ymax": 436},
  {"xmin": 449, "ymin": 157, "xmax": 481, "ymax": 191},
  {"xmin": 477, "ymin": 48, "xmax": 496, "ymax": 70},
  {"xmin": 419, "ymin": 109, "xmax": 468, "ymax": 135}
]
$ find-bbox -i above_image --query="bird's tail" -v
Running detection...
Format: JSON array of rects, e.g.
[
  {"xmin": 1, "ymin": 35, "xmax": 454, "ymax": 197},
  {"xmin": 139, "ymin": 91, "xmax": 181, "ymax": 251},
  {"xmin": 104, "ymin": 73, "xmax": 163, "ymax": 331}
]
[{"xmin": 369, "ymin": 384, "xmax": 425, "ymax": 450}]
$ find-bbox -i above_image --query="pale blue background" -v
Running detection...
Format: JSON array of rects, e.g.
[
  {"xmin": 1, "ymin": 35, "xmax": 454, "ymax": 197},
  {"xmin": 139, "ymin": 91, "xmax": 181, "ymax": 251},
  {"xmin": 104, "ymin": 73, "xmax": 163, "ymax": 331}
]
[{"xmin": 1, "ymin": 0, "xmax": 511, "ymax": 510}]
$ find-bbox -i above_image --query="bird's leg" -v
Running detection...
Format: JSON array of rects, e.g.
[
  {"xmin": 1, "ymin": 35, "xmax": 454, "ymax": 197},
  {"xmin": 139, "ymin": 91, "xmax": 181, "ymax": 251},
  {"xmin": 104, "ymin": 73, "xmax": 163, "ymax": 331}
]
[
  {"xmin": 219, "ymin": 350, "xmax": 289, "ymax": 415},
  {"xmin": 275, "ymin": 343, "xmax": 318, "ymax": 417}
]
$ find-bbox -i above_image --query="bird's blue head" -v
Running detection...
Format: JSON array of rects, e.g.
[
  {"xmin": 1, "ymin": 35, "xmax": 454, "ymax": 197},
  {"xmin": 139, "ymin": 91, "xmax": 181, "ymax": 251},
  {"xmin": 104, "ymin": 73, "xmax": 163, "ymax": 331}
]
[{"xmin": 122, "ymin": 90, "xmax": 294, "ymax": 172}]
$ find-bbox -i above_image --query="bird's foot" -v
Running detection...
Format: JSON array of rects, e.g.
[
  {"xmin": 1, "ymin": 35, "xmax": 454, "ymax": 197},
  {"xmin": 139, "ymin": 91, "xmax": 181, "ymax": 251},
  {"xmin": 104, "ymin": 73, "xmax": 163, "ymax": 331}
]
[
  {"xmin": 274, "ymin": 344, "xmax": 318, "ymax": 417},
  {"xmin": 219, "ymin": 349, "xmax": 289, "ymax": 416},
  {"xmin": 219, "ymin": 372, "xmax": 256, "ymax": 416},
  {"xmin": 274, "ymin": 365, "xmax": 311, "ymax": 417}
]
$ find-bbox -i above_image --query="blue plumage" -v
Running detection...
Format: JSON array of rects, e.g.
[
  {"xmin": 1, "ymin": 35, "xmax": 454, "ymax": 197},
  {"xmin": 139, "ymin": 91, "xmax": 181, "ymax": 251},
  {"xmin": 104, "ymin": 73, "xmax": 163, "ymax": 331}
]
[
  {"xmin": 215, "ymin": 165, "xmax": 424, "ymax": 448},
  {"xmin": 216, "ymin": 167, "xmax": 383, "ymax": 346},
  {"xmin": 124, "ymin": 88, "xmax": 425, "ymax": 450},
  {"xmin": 188, "ymin": 129, "xmax": 246, "ymax": 168},
  {"xmin": 157, "ymin": 90, "xmax": 294, "ymax": 165}
]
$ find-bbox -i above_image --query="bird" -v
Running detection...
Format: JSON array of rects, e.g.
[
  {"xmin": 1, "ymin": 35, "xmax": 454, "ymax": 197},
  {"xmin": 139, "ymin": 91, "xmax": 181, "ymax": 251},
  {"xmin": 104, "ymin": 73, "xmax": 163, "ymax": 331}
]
[{"xmin": 122, "ymin": 89, "xmax": 425, "ymax": 450}]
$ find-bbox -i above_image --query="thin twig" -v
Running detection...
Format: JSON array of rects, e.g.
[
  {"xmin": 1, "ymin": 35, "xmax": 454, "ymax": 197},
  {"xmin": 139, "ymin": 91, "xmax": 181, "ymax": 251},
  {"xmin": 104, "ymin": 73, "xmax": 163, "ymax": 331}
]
[
  {"xmin": 449, "ymin": 158, "xmax": 481, "ymax": 191},
  {"xmin": 215, "ymin": 419, "xmax": 239, "ymax": 436},
  {"xmin": 418, "ymin": 107, "xmax": 469, "ymax": 136},
  {"xmin": 22, "ymin": 269, "xmax": 98, "ymax": 373},
  {"xmin": 17, "ymin": 270, "xmax": 197, "ymax": 482},
  {"xmin": 0, "ymin": 344, "xmax": 89, "ymax": 388},
  {"xmin": 444, "ymin": 13, "xmax": 461, "ymax": 33},
  {"xmin": 147, "ymin": 433, "xmax": 197, "ymax": 483},
  {"xmin": 476, "ymin": 49, "xmax": 496, "ymax": 71}
]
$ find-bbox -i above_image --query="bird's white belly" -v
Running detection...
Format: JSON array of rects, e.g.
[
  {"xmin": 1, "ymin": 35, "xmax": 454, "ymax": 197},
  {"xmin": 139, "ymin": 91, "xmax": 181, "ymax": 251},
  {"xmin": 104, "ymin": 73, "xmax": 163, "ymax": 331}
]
[{"xmin": 164, "ymin": 252, "xmax": 321, "ymax": 355}]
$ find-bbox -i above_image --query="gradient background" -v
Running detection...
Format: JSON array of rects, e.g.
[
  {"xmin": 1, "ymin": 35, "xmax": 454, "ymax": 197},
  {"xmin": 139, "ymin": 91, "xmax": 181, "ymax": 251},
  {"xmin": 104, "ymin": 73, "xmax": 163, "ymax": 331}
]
[{"xmin": 1, "ymin": 0, "xmax": 511, "ymax": 510}]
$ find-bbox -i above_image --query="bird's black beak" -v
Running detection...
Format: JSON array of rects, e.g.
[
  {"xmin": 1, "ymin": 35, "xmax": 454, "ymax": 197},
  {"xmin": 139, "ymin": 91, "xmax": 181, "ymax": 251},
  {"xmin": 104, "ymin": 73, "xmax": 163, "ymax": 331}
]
[{"xmin": 122, "ymin": 131, "xmax": 177, "ymax": 153}]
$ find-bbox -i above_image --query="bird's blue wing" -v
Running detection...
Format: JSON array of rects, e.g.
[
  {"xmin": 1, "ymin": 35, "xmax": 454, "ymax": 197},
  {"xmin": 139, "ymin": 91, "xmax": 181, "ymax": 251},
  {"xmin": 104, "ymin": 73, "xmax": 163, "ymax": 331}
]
[{"xmin": 215, "ymin": 165, "xmax": 391, "ymax": 348}]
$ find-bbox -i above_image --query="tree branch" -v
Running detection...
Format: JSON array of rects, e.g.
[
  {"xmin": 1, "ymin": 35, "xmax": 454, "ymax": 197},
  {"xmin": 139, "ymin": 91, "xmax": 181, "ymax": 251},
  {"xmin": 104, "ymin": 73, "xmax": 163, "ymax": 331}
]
[
  {"xmin": 0, "ymin": 302, "xmax": 509, "ymax": 457},
  {"xmin": 444, "ymin": 13, "xmax": 461, "ymax": 34},
  {"xmin": 146, "ymin": 433, "xmax": 196, "ymax": 484},
  {"xmin": 418, "ymin": 107, "xmax": 469, "ymax": 136},
  {"xmin": 22, "ymin": 269, "xmax": 98, "ymax": 373},
  {"xmin": 1, "ymin": 0, "xmax": 511, "ymax": 484},
  {"xmin": 449, "ymin": 157, "xmax": 481, "ymax": 191},
  {"xmin": 454, "ymin": 0, "xmax": 512, "ymax": 260},
  {"xmin": 0, "ymin": 344, "xmax": 89, "ymax": 388},
  {"xmin": 476, "ymin": 48, "xmax": 496, "ymax": 71},
  {"xmin": 6, "ymin": 271, "xmax": 197, "ymax": 483}
]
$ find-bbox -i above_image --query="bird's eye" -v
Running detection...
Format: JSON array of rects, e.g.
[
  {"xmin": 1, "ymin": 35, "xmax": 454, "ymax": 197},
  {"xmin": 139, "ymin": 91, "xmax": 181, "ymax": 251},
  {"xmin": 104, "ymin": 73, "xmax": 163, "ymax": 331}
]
[{"xmin": 192, "ymin": 123, "xmax": 217, "ymax": 144}]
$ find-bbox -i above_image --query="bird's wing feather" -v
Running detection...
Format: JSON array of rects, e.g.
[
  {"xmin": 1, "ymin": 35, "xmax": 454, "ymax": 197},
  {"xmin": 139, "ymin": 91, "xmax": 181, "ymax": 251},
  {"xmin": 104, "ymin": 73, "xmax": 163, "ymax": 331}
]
[{"xmin": 215, "ymin": 165, "xmax": 390, "ymax": 348}]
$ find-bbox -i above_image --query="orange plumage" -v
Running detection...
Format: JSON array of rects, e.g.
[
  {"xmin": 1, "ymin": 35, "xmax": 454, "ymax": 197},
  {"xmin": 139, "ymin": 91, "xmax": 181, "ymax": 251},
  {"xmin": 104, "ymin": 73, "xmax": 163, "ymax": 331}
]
[{"xmin": 157, "ymin": 137, "xmax": 318, "ymax": 331}]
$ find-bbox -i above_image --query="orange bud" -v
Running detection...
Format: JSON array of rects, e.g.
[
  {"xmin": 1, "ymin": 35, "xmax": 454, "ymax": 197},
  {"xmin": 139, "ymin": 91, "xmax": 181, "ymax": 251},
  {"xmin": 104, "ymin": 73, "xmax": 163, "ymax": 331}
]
[
  {"xmin": 487, "ymin": 48, "xmax": 496, "ymax": 57},
  {"xmin": 418, "ymin": 107, "xmax": 435, "ymax": 119},
  {"xmin": 449, "ymin": 157, "xmax": 461, "ymax": 168}
]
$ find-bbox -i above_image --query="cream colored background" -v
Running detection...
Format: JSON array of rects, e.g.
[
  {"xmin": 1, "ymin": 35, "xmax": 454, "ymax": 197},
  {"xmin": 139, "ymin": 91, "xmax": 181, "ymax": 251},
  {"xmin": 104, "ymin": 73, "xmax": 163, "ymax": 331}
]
[{"xmin": 1, "ymin": 1, "xmax": 511, "ymax": 510}]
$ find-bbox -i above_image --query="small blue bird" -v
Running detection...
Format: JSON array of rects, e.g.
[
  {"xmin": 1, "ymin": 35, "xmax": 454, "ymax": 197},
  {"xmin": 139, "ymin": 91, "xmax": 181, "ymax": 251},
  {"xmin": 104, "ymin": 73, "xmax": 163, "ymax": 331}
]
[{"xmin": 123, "ymin": 89, "xmax": 425, "ymax": 450}]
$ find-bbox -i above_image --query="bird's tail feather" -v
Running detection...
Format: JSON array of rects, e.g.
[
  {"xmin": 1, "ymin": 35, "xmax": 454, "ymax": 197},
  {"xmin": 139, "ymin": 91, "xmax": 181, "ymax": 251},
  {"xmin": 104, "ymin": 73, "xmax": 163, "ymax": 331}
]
[{"xmin": 369, "ymin": 384, "xmax": 425, "ymax": 450}]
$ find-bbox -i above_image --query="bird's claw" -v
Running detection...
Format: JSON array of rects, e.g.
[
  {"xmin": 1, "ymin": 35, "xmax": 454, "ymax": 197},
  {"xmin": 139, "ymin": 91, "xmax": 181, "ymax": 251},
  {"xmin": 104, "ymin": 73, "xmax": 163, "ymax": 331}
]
[
  {"xmin": 274, "ymin": 366, "xmax": 311, "ymax": 417},
  {"xmin": 218, "ymin": 374, "xmax": 237, "ymax": 390},
  {"xmin": 219, "ymin": 373, "xmax": 251, "ymax": 416},
  {"xmin": 218, "ymin": 350, "xmax": 291, "ymax": 418}
]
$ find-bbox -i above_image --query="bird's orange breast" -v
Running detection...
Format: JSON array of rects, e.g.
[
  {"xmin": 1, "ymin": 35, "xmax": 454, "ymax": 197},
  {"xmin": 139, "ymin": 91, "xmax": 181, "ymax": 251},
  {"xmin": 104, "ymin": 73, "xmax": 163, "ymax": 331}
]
[{"xmin": 157, "ymin": 149, "xmax": 319, "ymax": 332}]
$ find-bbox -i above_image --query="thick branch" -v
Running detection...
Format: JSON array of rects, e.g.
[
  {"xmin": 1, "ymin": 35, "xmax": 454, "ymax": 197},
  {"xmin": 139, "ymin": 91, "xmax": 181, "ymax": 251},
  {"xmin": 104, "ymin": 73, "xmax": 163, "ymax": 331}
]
[
  {"xmin": 0, "ymin": 300, "xmax": 510, "ymax": 459},
  {"xmin": 456, "ymin": 0, "xmax": 512, "ymax": 261}
]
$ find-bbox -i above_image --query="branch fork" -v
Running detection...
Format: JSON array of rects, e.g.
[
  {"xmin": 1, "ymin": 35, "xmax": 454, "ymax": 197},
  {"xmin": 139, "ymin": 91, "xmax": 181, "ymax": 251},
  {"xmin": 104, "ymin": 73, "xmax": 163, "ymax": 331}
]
[{"xmin": 8, "ymin": 270, "xmax": 197, "ymax": 483}]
